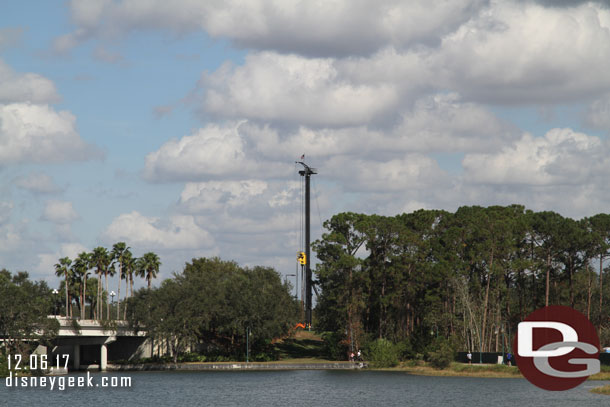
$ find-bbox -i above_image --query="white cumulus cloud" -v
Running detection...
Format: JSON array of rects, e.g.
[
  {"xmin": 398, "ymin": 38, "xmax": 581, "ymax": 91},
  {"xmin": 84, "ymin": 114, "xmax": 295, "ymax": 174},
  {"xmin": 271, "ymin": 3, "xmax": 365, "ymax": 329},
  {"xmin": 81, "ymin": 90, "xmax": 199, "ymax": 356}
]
[
  {"xmin": 201, "ymin": 52, "xmax": 399, "ymax": 127},
  {"xmin": 462, "ymin": 128, "xmax": 607, "ymax": 186},
  {"xmin": 14, "ymin": 173, "xmax": 63, "ymax": 194},
  {"xmin": 0, "ymin": 60, "xmax": 59, "ymax": 104},
  {"xmin": 58, "ymin": 0, "xmax": 487, "ymax": 56},
  {"xmin": 101, "ymin": 211, "xmax": 215, "ymax": 250},
  {"xmin": 0, "ymin": 103, "xmax": 101, "ymax": 165},
  {"xmin": 42, "ymin": 200, "xmax": 80, "ymax": 224},
  {"xmin": 143, "ymin": 121, "xmax": 287, "ymax": 182},
  {"xmin": 435, "ymin": 2, "xmax": 610, "ymax": 103},
  {"xmin": 179, "ymin": 180, "xmax": 268, "ymax": 212}
]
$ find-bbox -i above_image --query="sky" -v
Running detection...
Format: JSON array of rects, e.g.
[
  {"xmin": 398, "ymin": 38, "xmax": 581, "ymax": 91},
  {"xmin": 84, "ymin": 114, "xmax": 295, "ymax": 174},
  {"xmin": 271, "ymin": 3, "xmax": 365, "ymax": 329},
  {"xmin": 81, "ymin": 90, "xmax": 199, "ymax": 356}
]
[{"xmin": 2, "ymin": 0, "xmax": 610, "ymax": 290}]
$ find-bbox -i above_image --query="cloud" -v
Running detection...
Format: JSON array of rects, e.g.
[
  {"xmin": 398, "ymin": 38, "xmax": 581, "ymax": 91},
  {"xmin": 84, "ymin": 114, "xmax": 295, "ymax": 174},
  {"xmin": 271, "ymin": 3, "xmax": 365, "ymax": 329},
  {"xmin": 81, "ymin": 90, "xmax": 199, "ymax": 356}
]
[
  {"xmin": 175, "ymin": 179, "xmax": 303, "ymax": 233},
  {"xmin": 0, "ymin": 60, "xmax": 59, "ymax": 104},
  {"xmin": 101, "ymin": 211, "xmax": 215, "ymax": 250},
  {"xmin": 14, "ymin": 173, "xmax": 63, "ymax": 194},
  {"xmin": 42, "ymin": 200, "xmax": 80, "ymax": 224},
  {"xmin": 93, "ymin": 46, "xmax": 125, "ymax": 64},
  {"xmin": 201, "ymin": 52, "xmax": 399, "ymax": 127},
  {"xmin": 201, "ymin": 0, "xmax": 489, "ymax": 57},
  {"xmin": 462, "ymin": 128, "xmax": 607, "ymax": 186},
  {"xmin": 194, "ymin": 2, "xmax": 610, "ymax": 125},
  {"xmin": 585, "ymin": 94, "xmax": 610, "ymax": 130},
  {"xmin": 0, "ymin": 201, "xmax": 13, "ymax": 225},
  {"xmin": 143, "ymin": 121, "xmax": 286, "ymax": 182},
  {"xmin": 0, "ymin": 103, "xmax": 102, "ymax": 165},
  {"xmin": 58, "ymin": 0, "xmax": 487, "ymax": 56},
  {"xmin": 145, "ymin": 93, "xmax": 515, "ymax": 184},
  {"xmin": 326, "ymin": 154, "xmax": 450, "ymax": 193},
  {"xmin": 35, "ymin": 242, "xmax": 89, "ymax": 276},
  {"xmin": 435, "ymin": 2, "xmax": 610, "ymax": 103},
  {"xmin": 392, "ymin": 93, "xmax": 519, "ymax": 152},
  {"xmin": 58, "ymin": 1, "xmax": 610, "ymax": 110},
  {"xmin": 0, "ymin": 223, "xmax": 26, "ymax": 254},
  {"xmin": 179, "ymin": 180, "xmax": 268, "ymax": 212}
]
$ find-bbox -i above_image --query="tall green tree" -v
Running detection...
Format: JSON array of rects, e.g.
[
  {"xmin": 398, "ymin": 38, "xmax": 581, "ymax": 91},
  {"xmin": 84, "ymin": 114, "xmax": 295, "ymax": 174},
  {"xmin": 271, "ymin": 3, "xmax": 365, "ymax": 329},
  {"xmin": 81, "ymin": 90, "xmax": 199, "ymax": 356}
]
[
  {"xmin": 123, "ymin": 253, "xmax": 137, "ymax": 319},
  {"xmin": 528, "ymin": 211, "xmax": 565, "ymax": 307},
  {"xmin": 91, "ymin": 247, "xmax": 111, "ymax": 319},
  {"xmin": 0, "ymin": 270, "xmax": 59, "ymax": 355},
  {"xmin": 72, "ymin": 252, "xmax": 92, "ymax": 319},
  {"xmin": 314, "ymin": 212, "xmax": 368, "ymax": 350},
  {"xmin": 588, "ymin": 214, "xmax": 610, "ymax": 327},
  {"xmin": 54, "ymin": 257, "xmax": 72, "ymax": 317},
  {"xmin": 137, "ymin": 252, "xmax": 161, "ymax": 289},
  {"xmin": 111, "ymin": 242, "xmax": 131, "ymax": 320}
]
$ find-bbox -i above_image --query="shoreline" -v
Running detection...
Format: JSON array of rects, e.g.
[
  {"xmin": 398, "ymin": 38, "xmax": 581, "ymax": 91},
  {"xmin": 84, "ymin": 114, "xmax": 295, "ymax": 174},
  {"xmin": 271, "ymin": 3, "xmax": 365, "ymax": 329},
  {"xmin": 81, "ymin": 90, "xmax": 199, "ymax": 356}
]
[
  {"xmin": 106, "ymin": 361, "xmax": 367, "ymax": 371},
  {"xmin": 381, "ymin": 363, "xmax": 610, "ymax": 380}
]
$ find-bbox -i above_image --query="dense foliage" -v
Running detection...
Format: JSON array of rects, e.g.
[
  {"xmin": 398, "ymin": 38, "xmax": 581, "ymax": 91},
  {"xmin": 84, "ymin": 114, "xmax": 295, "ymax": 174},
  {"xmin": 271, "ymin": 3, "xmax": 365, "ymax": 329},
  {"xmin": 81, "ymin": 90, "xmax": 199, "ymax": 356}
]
[
  {"xmin": 366, "ymin": 338, "xmax": 401, "ymax": 368},
  {"xmin": 128, "ymin": 257, "xmax": 299, "ymax": 362},
  {"xmin": 0, "ymin": 270, "xmax": 59, "ymax": 357},
  {"xmin": 314, "ymin": 206, "xmax": 610, "ymax": 361}
]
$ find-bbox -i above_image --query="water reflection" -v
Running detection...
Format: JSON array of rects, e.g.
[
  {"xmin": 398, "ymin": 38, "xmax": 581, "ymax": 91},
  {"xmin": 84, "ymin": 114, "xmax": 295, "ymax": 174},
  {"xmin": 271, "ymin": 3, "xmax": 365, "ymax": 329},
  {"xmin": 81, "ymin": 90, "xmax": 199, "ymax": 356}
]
[{"xmin": 1, "ymin": 370, "xmax": 608, "ymax": 406}]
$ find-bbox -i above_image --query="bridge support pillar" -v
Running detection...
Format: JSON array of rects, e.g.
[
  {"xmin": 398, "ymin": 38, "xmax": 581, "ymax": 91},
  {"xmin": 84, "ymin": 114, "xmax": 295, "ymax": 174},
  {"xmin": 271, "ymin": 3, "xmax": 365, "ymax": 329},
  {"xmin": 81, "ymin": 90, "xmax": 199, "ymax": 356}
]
[
  {"xmin": 73, "ymin": 344, "xmax": 80, "ymax": 370},
  {"xmin": 100, "ymin": 343, "xmax": 108, "ymax": 371}
]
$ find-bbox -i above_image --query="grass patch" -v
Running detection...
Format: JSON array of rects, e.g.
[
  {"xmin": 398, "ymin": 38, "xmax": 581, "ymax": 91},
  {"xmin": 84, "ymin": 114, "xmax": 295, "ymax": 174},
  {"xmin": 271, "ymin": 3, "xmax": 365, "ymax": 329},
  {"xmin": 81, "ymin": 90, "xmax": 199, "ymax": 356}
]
[
  {"xmin": 379, "ymin": 361, "xmax": 522, "ymax": 378},
  {"xmin": 382, "ymin": 361, "xmax": 610, "ymax": 380},
  {"xmin": 273, "ymin": 331, "xmax": 331, "ymax": 361},
  {"xmin": 591, "ymin": 384, "xmax": 610, "ymax": 395}
]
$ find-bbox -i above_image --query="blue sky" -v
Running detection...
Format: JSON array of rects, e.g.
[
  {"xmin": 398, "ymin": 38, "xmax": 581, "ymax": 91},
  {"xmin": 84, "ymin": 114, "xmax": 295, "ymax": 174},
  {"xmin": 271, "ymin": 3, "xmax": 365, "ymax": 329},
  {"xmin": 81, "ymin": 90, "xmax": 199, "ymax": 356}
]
[{"xmin": 2, "ymin": 0, "xmax": 610, "ymax": 290}]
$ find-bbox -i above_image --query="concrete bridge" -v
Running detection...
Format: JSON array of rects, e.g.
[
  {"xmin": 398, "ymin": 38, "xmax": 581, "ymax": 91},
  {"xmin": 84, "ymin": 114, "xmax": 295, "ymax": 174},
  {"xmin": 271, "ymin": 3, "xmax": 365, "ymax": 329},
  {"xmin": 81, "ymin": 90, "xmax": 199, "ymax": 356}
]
[{"xmin": 45, "ymin": 316, "xmax": 150, "ymax": 371}]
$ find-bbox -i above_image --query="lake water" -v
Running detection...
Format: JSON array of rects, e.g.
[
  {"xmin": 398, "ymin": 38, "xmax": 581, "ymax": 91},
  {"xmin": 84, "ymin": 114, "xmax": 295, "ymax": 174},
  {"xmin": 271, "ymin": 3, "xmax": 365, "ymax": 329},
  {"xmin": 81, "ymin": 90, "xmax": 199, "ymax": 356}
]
[{"xmin": 1, "ymin": 370, "xmax": 609, "ymax": 406}]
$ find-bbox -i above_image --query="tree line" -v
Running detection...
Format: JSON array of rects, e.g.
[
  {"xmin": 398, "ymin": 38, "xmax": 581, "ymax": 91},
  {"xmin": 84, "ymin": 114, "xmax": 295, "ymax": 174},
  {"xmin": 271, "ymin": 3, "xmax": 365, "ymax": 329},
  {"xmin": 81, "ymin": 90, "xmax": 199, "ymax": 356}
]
[
  {"xmin": 53, "ymin": 242, "xmax": 161, "ymax": 320},
  {"xmin": 0, "ymin": 270, "xmax": 58, "ymax": 359},
  {"xmin": 1, "ymin": 256, "xmax": 296, "ymax": 369},
  {"xmin": 128, "ymin": 257, "xmax": 299, "ymax": 362},
  {"xmin": 313, "ymin": 206, "xmax": 610, "ymax": 357}
]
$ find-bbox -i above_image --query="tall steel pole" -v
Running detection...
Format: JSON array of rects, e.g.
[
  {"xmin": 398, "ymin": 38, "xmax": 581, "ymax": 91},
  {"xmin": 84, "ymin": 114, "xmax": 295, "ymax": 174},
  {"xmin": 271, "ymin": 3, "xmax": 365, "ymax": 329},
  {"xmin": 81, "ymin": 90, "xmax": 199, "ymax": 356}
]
[{"xmin": 298, "ymin": 161, "xmax": 316, "ymax": 328}]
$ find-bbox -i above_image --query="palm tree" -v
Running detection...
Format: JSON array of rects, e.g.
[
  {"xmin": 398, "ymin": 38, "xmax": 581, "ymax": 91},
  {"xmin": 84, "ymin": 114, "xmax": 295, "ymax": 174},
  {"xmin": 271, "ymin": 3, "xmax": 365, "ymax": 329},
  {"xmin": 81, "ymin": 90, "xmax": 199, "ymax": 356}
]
[
  {"xmin": 111, "ymin": 242, "xmax": 131, "ymax": 320},
  {"xmin": 137, "ymin": 252, "xmax": 161, "ymax": 289},
  {"xmin": 122, "ymin": 252, "xmax": 137, "ymax": 319},
  {"xmin": 70, "ymin": 255, "xmax": 84, "ymax": 318},
  {"xmin": 54, "ymin": 257, "xmax": 72, "ymax": 317},
  {"xmin": 91, "ymin": 247, "xmax": 110, "ymax": 320},
  {"xmin": 72, "ymin": 252, "xmax": 92, "ymax": 319}
]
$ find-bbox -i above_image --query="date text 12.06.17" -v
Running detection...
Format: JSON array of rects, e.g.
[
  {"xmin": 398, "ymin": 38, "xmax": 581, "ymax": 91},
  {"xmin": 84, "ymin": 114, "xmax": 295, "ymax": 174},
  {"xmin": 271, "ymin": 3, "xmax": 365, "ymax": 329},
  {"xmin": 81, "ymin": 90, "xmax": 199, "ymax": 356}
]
[{"xmin": 7, "ymin": 354, "xmax": 69, "ymax": 371}]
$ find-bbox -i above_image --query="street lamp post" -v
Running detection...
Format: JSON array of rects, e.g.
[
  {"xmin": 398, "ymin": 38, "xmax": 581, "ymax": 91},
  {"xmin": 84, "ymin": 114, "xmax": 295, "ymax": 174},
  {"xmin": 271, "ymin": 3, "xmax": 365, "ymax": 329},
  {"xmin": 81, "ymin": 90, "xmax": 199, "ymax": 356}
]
[
  {"xmin": 52, "ymin": 289, "xmax": 59, "ymax": 316},
  {"xmin": 246, "ymin": 325, "xmax": 251, "ymax": 363},
  {"xmin": 501, "ymin": 323, "xmax": 505, "ymax": 364},
  {"xmin": 110, "ymin": 291, "xmax": 116, "ymax": 319}
]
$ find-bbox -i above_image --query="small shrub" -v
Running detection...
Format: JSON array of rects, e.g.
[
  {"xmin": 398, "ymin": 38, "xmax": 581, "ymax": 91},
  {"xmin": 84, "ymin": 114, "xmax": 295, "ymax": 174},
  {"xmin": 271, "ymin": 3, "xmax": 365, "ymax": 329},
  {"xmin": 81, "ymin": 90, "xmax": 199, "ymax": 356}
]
[
  {"xmin": 367, "ymin": 338, "xmax": 400, "ymax": 368},
  {"xmin": 179, "ymin": 352, "xmax": 205, "ymax": 362},
  {"xmin": 253, "ymin": 353, "xmax": 273, "ymax": 362},
  {"xmin": 426, "ymin": 338, "xmax": 456, "ymax": 370},
  {"xmin": 322, "ymin": 331, "xmax": 347, "ymax": 360},
  {"xmin": 404, "ymin": 359, "xmax": 418, "ymax": 367},
  {"xmin": 395, "ymin": 338, "xmax": 415, "ymax": 360},
  {"xmin": 0, "ymin": 354, "xmax": 9, "ymax": 378}
]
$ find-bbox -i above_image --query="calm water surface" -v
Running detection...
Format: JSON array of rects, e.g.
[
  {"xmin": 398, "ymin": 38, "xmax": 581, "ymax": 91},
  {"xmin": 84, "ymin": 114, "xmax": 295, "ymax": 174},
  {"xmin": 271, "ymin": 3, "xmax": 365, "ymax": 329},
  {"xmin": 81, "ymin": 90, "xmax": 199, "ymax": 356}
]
[{"xmin": 1, "ymin": 370, "xmax": 609, "ymax": 406}]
